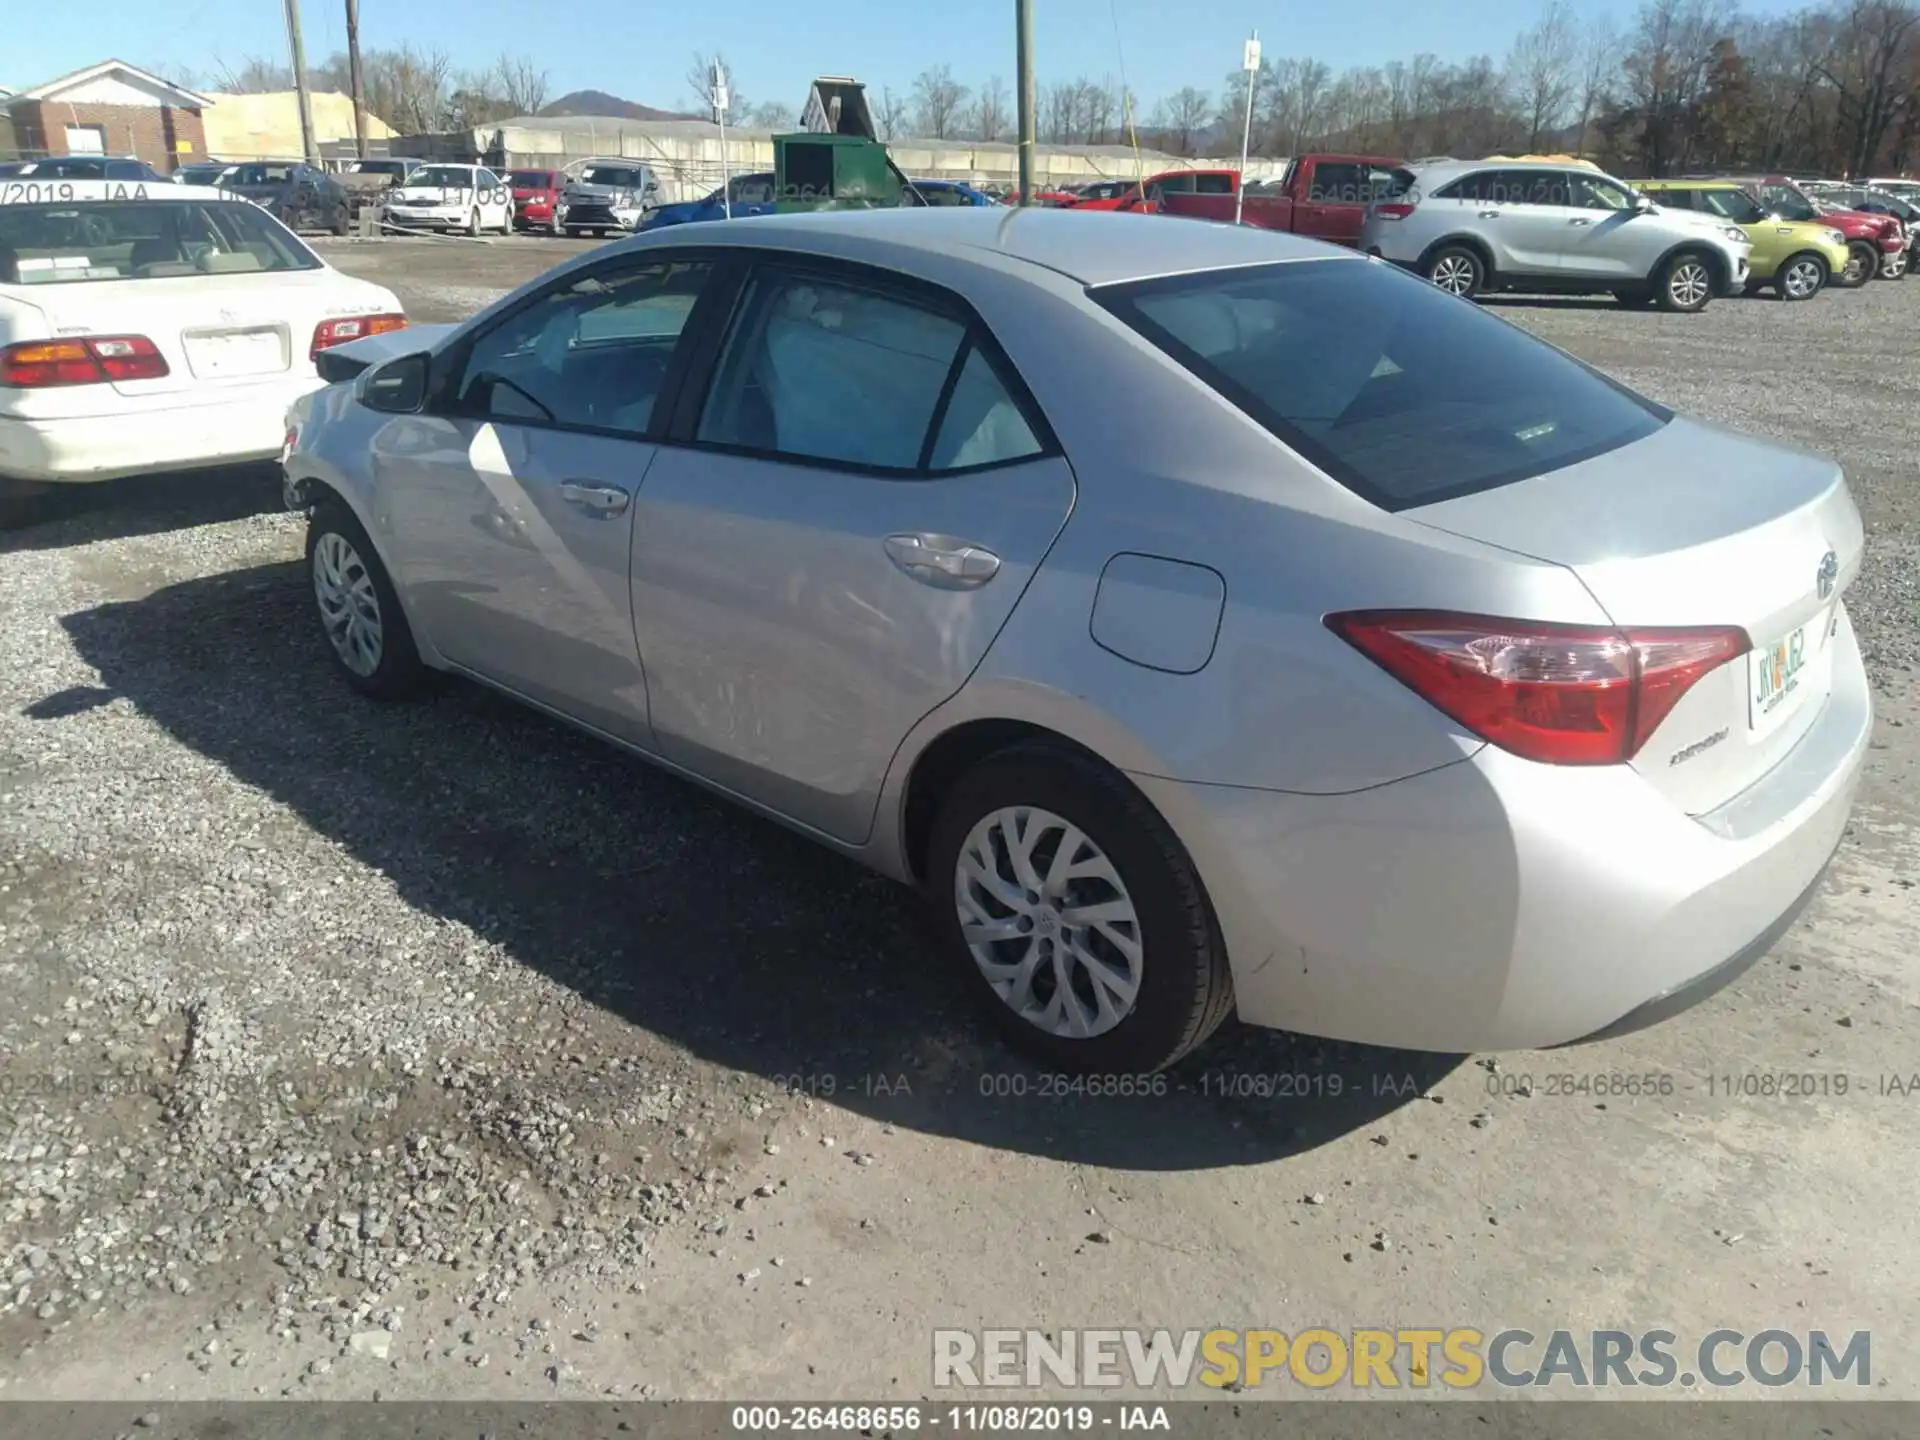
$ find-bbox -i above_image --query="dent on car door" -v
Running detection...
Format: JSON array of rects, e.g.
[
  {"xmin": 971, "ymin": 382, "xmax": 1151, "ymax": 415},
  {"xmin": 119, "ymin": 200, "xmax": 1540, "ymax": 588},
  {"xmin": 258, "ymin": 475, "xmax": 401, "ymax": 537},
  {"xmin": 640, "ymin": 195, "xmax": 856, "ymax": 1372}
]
[
  {"xmin": 628, "ymin": 263, "xmax": 1076, "ymax": 844},
  {"xmin": 375, "ymin": 255, "xmax": 722, "ymax": 742}
]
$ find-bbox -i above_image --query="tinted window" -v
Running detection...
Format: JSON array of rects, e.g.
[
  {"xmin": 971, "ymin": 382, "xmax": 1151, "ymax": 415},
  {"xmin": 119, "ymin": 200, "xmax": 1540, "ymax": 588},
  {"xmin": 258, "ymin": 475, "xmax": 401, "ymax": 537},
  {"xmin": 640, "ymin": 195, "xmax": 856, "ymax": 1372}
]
[
  {"xmin": 1306, "ymin": 163, "xmax": 1398, "ymax": 204},
  {"xmin": 730, "ymin": 174, "xmax": 775, "ymax": 204},
  {"xmin": 1094, "ymin": 259, "xmax": 1667, "ymax": 512},
  {"xmin": 453, "ymin": 260, "xmax": 711, "ymax": 437},
  {"xmin": 0, "ymin": 201, "xmax": 319, "ymax": 285},
  {"xmin": 1433, "ymin": 169, "xmax": 1518, "ymax": 202},
  {"xmin": 1196, "ymin": 172, "xmax": 1236, "ymax": 195},
  {"xmin": 580, "ymin": 166, "xmax": 644, "ymax": 188},
  {"xmin": 698, "ymin": 271, "xmax": 1042, "ymax": 474},
  {"xmin": 228, "ymin": 163, "xmax": 298, "ymax": 186},
  {"xmin": 509, "ymin": 170, "xmax": 555, "ymax": 188},
  {"xmin": 1698, "ymin": 189, "xmax": 1764, "ymax": 222}
]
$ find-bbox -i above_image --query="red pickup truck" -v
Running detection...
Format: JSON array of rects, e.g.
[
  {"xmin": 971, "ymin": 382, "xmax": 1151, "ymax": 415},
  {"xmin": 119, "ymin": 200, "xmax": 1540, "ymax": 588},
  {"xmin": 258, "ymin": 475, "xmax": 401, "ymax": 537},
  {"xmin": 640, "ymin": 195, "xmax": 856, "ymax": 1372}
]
[{"xmin": 1159, "ymin": 153, "xmax": 1403, "ymax": 246}]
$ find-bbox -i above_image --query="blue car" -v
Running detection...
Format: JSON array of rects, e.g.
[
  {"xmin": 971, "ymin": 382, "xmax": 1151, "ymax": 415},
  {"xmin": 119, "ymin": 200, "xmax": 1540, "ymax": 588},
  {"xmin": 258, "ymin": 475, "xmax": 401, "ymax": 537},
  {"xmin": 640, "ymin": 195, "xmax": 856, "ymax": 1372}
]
[
  {"xmin": 905, "ymin": 179, "xmax": 998, "ymax": 206},
  {"xmin": 641, "ymin": 172, "xmax": 777, "ymax": 230}
]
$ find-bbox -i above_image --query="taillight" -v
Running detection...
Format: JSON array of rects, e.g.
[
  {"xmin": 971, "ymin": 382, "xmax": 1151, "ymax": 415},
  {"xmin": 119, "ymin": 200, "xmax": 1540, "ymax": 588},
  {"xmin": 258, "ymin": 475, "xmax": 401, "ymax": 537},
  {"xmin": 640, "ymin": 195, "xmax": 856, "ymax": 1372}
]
[
  {"xmin": 0, "ymin": 335, "xmax": 169, "ymax": 387},
  {"xmin": 1325, "ymin": 610, "xmax": 1750, "ymax": 766},
  {"xmin": 310, "ymin": 313, "xmax": 407, "ymax": 360},
  {"xmin": 1372, "ymin": 201, "xmax": 1417, "ymax": 220}
]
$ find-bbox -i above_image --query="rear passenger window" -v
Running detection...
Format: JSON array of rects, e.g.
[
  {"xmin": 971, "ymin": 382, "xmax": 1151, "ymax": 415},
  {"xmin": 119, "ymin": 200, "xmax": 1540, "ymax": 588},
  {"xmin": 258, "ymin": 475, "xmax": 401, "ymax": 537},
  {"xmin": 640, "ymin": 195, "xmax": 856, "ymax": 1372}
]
[{"xmin": 697, "ymin": 271, "xmax": 1044, "ymax": 474}]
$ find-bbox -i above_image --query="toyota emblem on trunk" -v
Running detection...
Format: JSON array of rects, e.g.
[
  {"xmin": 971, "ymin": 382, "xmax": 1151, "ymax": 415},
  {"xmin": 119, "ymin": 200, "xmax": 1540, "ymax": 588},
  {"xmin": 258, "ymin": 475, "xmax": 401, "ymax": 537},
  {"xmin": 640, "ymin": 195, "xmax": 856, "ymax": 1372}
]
[{"xmin": 1817, "ymin": 549, "xmax": 1839, "ymax": 600}]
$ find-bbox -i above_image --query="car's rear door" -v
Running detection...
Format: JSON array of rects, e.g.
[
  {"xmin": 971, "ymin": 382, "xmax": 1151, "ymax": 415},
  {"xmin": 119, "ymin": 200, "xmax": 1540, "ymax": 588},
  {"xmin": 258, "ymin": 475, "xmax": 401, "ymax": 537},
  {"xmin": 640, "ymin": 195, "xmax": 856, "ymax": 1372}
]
[{"xmin": 626, "ymin": 256, "xmax": 1076, "ymax": 844}]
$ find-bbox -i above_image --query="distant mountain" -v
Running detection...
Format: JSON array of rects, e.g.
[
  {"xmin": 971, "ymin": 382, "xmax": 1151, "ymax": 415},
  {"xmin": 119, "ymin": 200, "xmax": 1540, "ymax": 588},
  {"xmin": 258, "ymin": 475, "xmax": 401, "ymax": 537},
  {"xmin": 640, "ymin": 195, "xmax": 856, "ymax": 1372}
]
[{"xmin": 538, "ymin": 90, "xmax": 696, "ymax": 122}]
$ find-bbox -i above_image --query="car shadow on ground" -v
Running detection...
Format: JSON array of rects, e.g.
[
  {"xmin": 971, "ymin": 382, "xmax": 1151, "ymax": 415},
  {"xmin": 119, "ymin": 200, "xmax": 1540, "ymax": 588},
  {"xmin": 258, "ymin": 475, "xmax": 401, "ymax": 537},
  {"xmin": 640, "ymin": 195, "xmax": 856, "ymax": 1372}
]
[
  {"xmin": 52, "ymin": 559, "xmax": 1464, "ymax": 1171},
  {"xmin": 0, "ymin": 464, "xmax": 285, "ymax": 553}
]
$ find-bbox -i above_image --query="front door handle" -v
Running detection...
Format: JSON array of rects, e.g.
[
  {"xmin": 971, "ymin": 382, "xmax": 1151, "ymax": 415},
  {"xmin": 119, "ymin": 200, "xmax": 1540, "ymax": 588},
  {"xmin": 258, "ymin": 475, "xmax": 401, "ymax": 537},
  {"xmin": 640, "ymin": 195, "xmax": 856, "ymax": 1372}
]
[
  {"xmin": 884, "ymin": 533, "xmax": 1001, "ymax": 589},
  {"xmin": 1568, "ymin": 216, "xmax": 1593, "ymax": 226},
  {"xmin": 559, "ymin": 480, "xmax": 630, "ymax": 517},
  {"xmin": 1477, "ymin": 209, "xmax": 1501, "ymax": 219}
]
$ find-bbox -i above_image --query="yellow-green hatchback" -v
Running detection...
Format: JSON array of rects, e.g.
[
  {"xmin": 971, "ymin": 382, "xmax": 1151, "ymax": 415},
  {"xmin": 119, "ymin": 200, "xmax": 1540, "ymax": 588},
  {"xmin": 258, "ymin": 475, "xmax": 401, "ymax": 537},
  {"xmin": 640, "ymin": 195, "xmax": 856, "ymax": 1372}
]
[{"xmin": 1637, "ymin": 180, "xmax": 1850, "ymax": 299}]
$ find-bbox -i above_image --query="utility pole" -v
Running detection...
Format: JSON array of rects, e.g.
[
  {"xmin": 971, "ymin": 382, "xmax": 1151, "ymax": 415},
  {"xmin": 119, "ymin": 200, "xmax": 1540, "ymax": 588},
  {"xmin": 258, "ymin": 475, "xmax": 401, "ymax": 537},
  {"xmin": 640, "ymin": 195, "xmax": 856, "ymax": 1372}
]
[
  {"xmin": 1235, "ymin": 32, "xmax": 1259, "ymax": 225},
  {"xmin": 345, "ymin": 0, "xmax": 368, "ymax": 160},
  {"xmin": 1015, "ymin": 0, "xmax": 1035, "ymax": 205},
  {"xmin": 284, "ymin": 0, "xmax": 320, "ymax": 165}
]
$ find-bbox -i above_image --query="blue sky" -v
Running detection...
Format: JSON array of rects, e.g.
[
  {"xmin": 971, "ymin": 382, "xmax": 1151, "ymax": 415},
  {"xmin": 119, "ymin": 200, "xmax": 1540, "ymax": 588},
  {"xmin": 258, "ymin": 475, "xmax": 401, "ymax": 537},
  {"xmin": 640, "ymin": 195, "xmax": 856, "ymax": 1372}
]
[{"xmin": 15, "ymin": 0, "xmax": 1806, "ymax": 112}]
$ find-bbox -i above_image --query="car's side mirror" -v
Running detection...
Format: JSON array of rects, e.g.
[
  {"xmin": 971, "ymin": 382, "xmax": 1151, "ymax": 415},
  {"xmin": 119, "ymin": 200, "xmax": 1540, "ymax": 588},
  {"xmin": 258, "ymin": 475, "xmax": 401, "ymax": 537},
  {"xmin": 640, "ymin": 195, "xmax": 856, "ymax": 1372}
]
[
  {"xmin": 362, "ymin": 352, "xmax": 431, "ymax": 414},
  {"xmin": 1634, "ymin": 195, "xmax": 1653, "ymax": 212}
]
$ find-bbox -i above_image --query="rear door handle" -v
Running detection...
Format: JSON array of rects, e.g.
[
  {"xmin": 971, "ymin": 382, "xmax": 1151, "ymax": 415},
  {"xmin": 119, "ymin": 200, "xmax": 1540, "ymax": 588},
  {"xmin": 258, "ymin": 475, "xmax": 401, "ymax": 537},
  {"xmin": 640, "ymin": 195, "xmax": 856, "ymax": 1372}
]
[
  {"xmin": 1568, "ymin": 217, "xmax": 1593, "ymax": 226},
  {"xmin": 1477, "ymin": 209, "xmax": 1500, "ymax": 219},
  {"xmin": 559, "ymin": 480, "xmax": 630, "ymax": 517},
  {"xmin": 884, "ymin": 533, "xmax": 1001, "ymax": 589}
]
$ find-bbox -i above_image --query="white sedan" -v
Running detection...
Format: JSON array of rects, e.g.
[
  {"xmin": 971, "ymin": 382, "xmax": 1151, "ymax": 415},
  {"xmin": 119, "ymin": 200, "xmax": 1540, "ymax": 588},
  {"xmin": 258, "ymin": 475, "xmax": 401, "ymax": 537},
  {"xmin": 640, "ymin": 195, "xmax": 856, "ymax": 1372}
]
[
  {"xmin": 381, "ymin": 163, "xmax": 513, "ymax": 236},
  {"xmin": 0, "ymin": 179, "xmax": 403, "ymax": 504}
]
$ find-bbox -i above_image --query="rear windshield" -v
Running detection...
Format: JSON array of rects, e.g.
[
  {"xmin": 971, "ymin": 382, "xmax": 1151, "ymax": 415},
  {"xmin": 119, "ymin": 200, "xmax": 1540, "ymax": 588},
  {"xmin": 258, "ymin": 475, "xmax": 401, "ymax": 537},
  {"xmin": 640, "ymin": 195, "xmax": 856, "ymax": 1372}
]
[
  {"xmin": 0, "ymin": 201, "xmax": 321, "ymax": 286},
  {"xmin": 1094, "ymin": 258, "xmax": 1668, "ymax": 511},
  {"xmin": 224, "ymin": 163, "xmax": 298, "ymax": 187},
  {"xmin": 509, "ymin": 170, "xmax": 555, "ymax": 187}
]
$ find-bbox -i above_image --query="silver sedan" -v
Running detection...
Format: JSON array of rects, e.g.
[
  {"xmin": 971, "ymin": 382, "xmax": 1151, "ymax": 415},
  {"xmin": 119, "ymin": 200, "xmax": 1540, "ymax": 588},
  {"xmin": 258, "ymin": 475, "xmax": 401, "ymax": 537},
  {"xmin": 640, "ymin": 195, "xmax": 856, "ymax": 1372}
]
[{"xmin": 283, "ymin": 208, "xmax": 1870, "ymax": 1073}]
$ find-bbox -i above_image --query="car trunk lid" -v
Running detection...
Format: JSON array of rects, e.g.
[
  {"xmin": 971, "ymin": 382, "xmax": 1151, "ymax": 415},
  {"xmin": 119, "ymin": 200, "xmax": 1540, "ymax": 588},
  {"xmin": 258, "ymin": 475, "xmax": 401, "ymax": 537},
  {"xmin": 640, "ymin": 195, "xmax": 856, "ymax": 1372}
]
[{"xmin": 1409, "ymin": 415, "xmax": 1862, "ymax": 816}]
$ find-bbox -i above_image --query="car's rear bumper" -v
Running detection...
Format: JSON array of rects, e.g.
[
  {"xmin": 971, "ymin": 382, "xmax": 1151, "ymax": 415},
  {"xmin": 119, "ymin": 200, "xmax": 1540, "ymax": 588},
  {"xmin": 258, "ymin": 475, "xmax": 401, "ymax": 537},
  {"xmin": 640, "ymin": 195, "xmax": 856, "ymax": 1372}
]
[
  {"xmin": 0, "ymin": 380, "xmax": 323, "ymax": 483},
  {"xmin": 1135, "ymin": 607, "xmax": 1871, "ymax": 1054}
]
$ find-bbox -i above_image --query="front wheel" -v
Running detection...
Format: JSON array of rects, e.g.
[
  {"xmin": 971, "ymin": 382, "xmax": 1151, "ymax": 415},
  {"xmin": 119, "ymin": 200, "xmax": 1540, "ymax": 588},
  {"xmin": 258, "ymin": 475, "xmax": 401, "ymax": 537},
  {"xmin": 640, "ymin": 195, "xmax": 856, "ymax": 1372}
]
[
  {"xmin": 1422, "ymin": 244, "xmax": 1484, "ymax": 298},
  {"xmin": 927, "ymin": 743, "xmax": 1235, "ymax": 1074},
  {"xmin": 1655, "ymin": 252, "xmax": 1714, "ymax": 312},
  {"xmin": 465, "ymin": 207, "xmax": 482, "ymax": 237},
  {"xmin": 306, "ymin": 500, "xmax": 427, "ymax": 700},
  {"xmin": 1835, "ymin": 240, "xmax": 1877, "ymax": 287},
  {"xmin": 1880, "ymin": 246, "xmax": 1909, "ymax": 279},
  {"xmin": 1775, "ymin": 252, "xmax": 1828, "ymax": 301}
]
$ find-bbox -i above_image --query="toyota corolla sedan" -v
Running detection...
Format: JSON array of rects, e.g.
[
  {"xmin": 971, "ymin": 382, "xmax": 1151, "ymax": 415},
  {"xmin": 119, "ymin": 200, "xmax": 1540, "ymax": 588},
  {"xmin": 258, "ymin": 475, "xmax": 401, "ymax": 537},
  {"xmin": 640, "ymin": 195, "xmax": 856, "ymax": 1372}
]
[{"xmin": 281, "ymin": 209, "xmax": 1869, "ymax": 1074}]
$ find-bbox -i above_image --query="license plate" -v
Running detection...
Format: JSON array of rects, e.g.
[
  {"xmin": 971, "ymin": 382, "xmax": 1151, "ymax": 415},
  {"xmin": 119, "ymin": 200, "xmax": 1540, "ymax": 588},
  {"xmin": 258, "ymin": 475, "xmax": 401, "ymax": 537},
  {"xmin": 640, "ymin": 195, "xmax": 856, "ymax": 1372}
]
[
  {"xmin": 184, "ymin": 327, "xmax": 286, "ymax": 380},
  {"xmin": 1749, "ymin": 621, "xmax": 1812, "ymax": 729}
]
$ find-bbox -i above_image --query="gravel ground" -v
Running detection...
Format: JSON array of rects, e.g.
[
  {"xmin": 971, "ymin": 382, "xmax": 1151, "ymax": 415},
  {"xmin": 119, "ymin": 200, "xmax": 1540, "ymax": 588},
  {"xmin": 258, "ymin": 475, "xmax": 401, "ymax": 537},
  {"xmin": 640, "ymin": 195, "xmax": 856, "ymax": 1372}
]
[{"xmin": 1, "ymin": 236, "xmax": 1916, "ymax": 1404}]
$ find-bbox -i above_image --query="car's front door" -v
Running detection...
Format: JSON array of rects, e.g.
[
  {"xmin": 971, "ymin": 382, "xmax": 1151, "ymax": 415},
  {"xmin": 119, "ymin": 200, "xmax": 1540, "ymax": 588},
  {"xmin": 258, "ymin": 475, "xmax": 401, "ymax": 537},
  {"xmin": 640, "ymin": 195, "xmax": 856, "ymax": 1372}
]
[
  {"xmin": 475, "ymin": 169, "xmax": 511, "ymax": 228},
  {"xmin": 628, "ymin": 260, "xmax": 1077, "ymax": 844},
  {"xmin": 1557, "ymin": 172, "xmax": 1665, "ymax": 278},
  {"xmin": 377, "ymin": 254, "xmax": 720, "ymax": 743}
]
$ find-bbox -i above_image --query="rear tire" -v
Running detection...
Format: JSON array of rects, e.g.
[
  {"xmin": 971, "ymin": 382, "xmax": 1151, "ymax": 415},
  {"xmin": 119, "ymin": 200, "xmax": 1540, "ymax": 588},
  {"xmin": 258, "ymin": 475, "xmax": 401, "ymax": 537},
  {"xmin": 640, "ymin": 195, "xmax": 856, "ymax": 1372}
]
[
  {"xmin": 306, "ymin": 500, "xmax": 427, "ymax": 701},
  {"xmin": 0, "ymin": 474, "xmax": 51, "ymax": 531},
  {"xmin": 1654, "ymin": 251, "xmax": 1715, "ymax": 312},
  {"xmin": 1836, "ymin": 239, "xmax": 1876, "ymax": 287},
  {"xmin": 1422, "ymin": 244, "xmax": 1484, "ymax": 298},
  {"xmin": 1775, "ymin": 251, "xmax": 1828, "ymax": 301},
  {"xmin": 926, "ymin": 742, "xmax": 1235, "ymax": 1074}
]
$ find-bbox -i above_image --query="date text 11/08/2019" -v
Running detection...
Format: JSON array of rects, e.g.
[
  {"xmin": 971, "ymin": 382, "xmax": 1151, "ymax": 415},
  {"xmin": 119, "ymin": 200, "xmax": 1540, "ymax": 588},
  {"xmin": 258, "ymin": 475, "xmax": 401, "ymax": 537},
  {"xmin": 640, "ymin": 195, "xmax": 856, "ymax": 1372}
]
[{"xmin": 730, "ymin": 1405, "xmax": 1167, "ymax": 1432}]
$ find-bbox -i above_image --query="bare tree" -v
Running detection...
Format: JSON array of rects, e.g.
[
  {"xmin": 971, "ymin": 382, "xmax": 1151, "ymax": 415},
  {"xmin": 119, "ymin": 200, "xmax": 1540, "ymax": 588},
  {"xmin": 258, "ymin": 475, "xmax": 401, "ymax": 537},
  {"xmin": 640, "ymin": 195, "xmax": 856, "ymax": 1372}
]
[
  {"xmin": 873, "ymin": 86, "xmax": 909, "ymax": 140},
  {"xmin": 969, "ymin": 75, "xmax": 1011, "ymax": 141},
  {"xmin": 912, "ymin": 64, "xmax": 971, "ymax": 139},
  {"xmin": 362, "ymin": 44, "xmax": 455, "ymax": 134},
  {"xmin": 1809, "ymin": 0, "xmax": 1920, "ymax": 175},
  {"xmin": 1157, "ymin": 85, "xmax": 1213, "ymax": 155},
  {"xmin": 494, "ymin": 54, "xmax": 549, "ymax": 117},
  {"xmin": 750, "ymin": 101, "xmax": 797, "ymax": 130},
  {"xmin": 208, "ymin": 55, "xmax": 294, "ymax": 92},
  {"xmin": 1618, "ymin": 0, "xmax": 1737, "ymax": 174},
  {"xmin": 1507, "ymin": 0, "xmax": 1580, "ymax": 149},
  {"xmin": 1572, "ymin": 16, "xmax": 1622, "ymax": 156},
  {"xmin": 685, "ymin": 52, "xmax": 745, "ymax": 122}
]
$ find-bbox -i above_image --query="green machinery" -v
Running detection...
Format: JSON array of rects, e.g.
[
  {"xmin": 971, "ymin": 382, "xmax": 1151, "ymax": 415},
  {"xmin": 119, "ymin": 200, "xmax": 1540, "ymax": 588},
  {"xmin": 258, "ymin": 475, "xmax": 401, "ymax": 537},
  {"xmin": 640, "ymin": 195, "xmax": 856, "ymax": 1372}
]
[{"xmin": 773, "ymin": 77, "xmax": 920, "ymax": 212}]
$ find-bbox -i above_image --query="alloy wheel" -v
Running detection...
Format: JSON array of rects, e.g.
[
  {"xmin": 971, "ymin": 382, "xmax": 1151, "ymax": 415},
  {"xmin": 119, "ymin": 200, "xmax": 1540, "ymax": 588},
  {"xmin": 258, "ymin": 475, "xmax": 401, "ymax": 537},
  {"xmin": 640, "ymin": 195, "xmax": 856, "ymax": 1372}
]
[
  {"xmin": 1430, "ymin": 253, "xmax": 1478, "ymax": 295},
  {"xmin": 1668, "ymin": 260, "xmax": 1711, "ymax": 308},
  {"xmin": 1781, "ymin": 257, "xmax": 1824, "ymax": 299},
  {"xmin": 313, "ymin": 531, "xmax": 384, "ymax": 677},
  {"xmin": 954, "ymin": 805, "xmax": 1143, "ymax": 1040}
]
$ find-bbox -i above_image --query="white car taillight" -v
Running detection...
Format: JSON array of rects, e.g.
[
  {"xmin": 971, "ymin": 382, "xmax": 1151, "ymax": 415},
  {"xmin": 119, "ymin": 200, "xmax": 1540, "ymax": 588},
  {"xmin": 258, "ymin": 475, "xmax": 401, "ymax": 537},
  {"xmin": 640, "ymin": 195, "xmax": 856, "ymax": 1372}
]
[
  {"xmin": 310, "ymin": 313, "xmax": 408, "ymax": 360},
  {"xmin": 1372, "ymin": 201, "xmax": 1417, "ymax": 221},
  {"xmin": 0, "ymin": 335, "xmax": 169, "ymax": 387}
]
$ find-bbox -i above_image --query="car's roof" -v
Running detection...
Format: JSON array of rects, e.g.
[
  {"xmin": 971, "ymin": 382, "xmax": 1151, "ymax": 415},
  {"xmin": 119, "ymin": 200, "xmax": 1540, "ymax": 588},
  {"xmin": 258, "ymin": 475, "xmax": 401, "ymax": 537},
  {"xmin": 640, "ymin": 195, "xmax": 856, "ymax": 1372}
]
[
  {"xmin": 1405, "ymin": 157, "xmax": 1609, "ymax": 180},
  {"xmin": 676, "ymin": 206, "xmax": 1354, "ymax": 286},
  {"xmin": 1639, "ymin": 178, "xmax": 1737, "ymax": 189}
]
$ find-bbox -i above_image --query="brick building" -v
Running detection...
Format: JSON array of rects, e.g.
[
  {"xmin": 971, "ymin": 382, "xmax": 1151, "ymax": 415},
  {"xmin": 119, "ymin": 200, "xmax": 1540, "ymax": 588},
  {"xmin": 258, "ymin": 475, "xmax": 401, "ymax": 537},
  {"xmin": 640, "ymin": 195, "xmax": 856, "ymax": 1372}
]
[{"xmin": 4, "ymin": 60, "xmax": 212, "ymax": 172}]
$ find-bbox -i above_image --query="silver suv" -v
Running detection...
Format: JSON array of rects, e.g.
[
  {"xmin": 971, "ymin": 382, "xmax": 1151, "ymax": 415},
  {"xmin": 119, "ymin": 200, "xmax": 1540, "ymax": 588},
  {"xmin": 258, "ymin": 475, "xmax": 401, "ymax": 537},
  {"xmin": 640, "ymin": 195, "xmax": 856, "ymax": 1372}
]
[{"xmin": 1360, "ymin": 160, "xmax": 1752, "ymax": 311}]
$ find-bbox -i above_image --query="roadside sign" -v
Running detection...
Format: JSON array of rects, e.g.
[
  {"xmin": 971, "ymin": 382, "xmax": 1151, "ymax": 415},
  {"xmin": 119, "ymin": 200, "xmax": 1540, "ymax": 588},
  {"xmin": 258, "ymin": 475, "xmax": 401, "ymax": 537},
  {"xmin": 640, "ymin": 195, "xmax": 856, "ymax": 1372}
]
[{"xmin": 1243, "ymin": 36, "xmax": 1262, "ymax": 71}]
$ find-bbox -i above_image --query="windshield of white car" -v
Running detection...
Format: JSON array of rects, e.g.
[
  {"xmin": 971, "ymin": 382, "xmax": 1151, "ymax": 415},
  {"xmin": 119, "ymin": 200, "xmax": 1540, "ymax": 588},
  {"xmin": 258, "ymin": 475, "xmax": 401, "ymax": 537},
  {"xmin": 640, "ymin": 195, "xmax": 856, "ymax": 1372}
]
[
  {"xmin": 0, "ymin": 201, "xmax": 320, "ymax": 286},
  {"xmin": 1095, "ymin": 258, "xmax": 1668, "ymax": 511},
  {"xmin": 411, "ymin": 167, "xmax": 476, "ymax": 188}
]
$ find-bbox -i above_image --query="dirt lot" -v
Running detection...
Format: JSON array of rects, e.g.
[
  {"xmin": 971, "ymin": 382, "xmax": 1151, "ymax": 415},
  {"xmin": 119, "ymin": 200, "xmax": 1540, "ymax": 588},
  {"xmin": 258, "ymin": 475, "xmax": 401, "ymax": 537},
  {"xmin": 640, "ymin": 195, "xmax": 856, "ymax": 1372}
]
[{"xmin": 1, "ymin": 233, "xmax": 1916, "ymax": 1405}]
